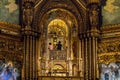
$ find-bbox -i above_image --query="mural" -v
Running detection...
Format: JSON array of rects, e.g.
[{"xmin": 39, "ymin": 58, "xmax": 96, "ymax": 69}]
[
  {"xmin": 0, "ymin": 60, "xmax": 20, "ymax": 80},
  {"xmin": 0, "ymin": 0, "xmax": 20, "ymax": 24},
  {"xmin": 102, "ymin": 0, "xmax": 120, "ymax": 25}
]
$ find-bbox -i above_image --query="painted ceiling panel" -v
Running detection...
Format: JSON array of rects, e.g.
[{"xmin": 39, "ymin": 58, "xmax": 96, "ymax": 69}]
[
  {"xmin": 102, "ymin": 0, "xmax": 120, "ymax": 25},
  {"xmin": 0, "ymin": 0, "xmax": 19, "ymax": 24}
]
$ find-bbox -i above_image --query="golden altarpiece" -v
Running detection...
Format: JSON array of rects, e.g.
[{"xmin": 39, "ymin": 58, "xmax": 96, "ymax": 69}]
[{"xmin": 0, "ymin": 0, "xmax": 120, "ymax": 80}]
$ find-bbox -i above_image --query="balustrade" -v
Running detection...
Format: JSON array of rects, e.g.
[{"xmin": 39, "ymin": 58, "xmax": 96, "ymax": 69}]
[{"xmin": 49, "ymin": 50, "xmax": 67, "ymax": 60}]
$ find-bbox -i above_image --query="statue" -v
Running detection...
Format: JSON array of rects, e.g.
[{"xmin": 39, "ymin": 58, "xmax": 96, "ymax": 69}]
[
  {"xmin": 23, "ymin": 2, "xmax": 33, "ymax": 27},
  {"xmin": 89, "ymin": 5, "xmax": 99, "ymax": 27}
]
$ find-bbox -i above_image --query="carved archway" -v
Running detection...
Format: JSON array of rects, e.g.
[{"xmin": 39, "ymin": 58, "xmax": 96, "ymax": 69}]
[
  {"xmin": 33, "ymin": 0, "xmax": 86, "ymax": 33},
  {"xmin": 34, "ymin": 0, "xmax": 86, "ymax": 77}
]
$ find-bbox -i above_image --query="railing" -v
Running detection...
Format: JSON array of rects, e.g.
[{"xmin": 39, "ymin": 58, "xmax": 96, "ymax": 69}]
[{"xmin": 49, "ymin": 50, "xmax": 67, "ymax": 60}]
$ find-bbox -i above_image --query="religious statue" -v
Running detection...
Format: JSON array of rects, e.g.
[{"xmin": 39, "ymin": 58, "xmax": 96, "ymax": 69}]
[
  {"xmin": 89, "ymin": 5, "xmax": 99, "ymax": 27},
  {"xmin": 23, "ymin": 2, "xmax": 33, "ymax": 27}
]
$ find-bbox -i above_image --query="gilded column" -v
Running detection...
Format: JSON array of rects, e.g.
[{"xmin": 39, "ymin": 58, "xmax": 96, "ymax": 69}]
[
  {"xmin": 85, "ymin": 38, "xmax": 88, "ymax": 79},
  {"xmin": 79, "ymin": 33, "xmax": 89, "ymax": 80},
  {"xmin": 88, "ymin": 37, "xmax": 92, "ymax": 79},
  {"xmin": 84, "ymin": 30, "xmax": 99, "ymax": 80},
  {"xmin": 87, "ymin": 1, "xmax": 100, "ymax": 79},
  {"xmin": 22, "ymin": 1, "xmax": 40, "ymax": 80},
  {"xmin": 78, "ymin": 38, "xmax": 82, "ymax": 76},
  {"xmin": 92, "ymin": 37, "xmax": 97, "ymax": 79},
  {"xmin": 22, "ymin": 28, "xmax": 39, "ymax": 80}
]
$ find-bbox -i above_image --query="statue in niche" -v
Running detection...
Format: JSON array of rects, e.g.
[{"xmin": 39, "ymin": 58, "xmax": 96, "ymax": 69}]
[
  {"xmin": 23, "ymin": 2, "xmax": 33, "ymax": 27},
  {"xmin": 89, "ymin": 5, "xmax": 99, "ymax": 27},
  {"xmin": 72, "ymin": 41, "xmax": 77, "ymax": 59}
]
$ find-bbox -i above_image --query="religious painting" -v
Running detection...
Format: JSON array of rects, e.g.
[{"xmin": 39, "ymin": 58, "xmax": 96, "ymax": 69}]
[
  {"xmin": 0, "ymin": 0, "xmax": 20, "ymax": 24},
  {"xmin": 102, "ymin": 0, "xmax": 120, "ymax": 25},
  {"xmin": 0, "ymin": 60, "xmax": 20, "ymax": 80},
  {"xmin": 100, "ymin": 63, "xmax": 120, "ymax": 80}
]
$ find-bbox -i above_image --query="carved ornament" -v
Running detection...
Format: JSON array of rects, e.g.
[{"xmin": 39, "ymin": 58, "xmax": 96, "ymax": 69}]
[
  {"xmin": 0, "ymin": 38, "xmax": 23, "ymax": 62},
  {"xmin": 0, "ymin": 21, "xmax": 20, "ymax": 36},
  {"xmin": 98, "ymin": 52, "xmax": 120, "ymax": 64},
  {"xmin": 98, "ymin": 41, "xmax": 120, "ymax": 64}
]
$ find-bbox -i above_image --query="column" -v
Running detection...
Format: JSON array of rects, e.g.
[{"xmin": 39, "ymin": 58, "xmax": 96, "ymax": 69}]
[
  {"xmin": 87, "ymin": 1, "xmax": 100, "ymax": 79},
  {"xmin": 91, "ymin": 37, "xmax": 97, "ymax": 79},
  {"xmin": 22, "ymin": 1, "xmax": 40, "ymax": 80},
  {"xmin": 22, "ymin": 29, "xmax": 39, "ymax": 80},
  {"xmin": 86, "ymin": 23, "xmax": 100, "ymax": 79},
  {"xmin": 88, "ymin": 37, "xmax": 92, "ymax": 79},
  {"xmin": 79, "ymin": 34, "xmax": 89, "ymax": 80},
  {"xmin": 85, "ymin": 38, "xmax": 88, "ymax": 79},
  {"xmin": 78, "ymin": 39, "xmax": 82, "ymax": 76}
]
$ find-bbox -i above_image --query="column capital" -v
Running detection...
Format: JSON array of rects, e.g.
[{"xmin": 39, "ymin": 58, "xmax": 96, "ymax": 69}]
[
  {"xmin": 78, "ymin": 29, "xmax": 100, "ymax": 39},
  {"xmin": 78, "ymin": 32, "xmax": 87, "ymax": 39},
  {"xmin": 87, "ymin": 29, "xmax": 100, "ymax": 38},
  {"xmin": 21, "ymin": 27, "xmax": 40, "ymax": 37}
]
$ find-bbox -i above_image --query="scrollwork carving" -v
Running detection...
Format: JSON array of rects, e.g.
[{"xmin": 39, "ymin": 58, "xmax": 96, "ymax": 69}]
[
  {"xmin": 98, "ymin": 53, "xmax": 120, "ymax": 64},
  {"xmin": 98, "ymin": 41, "xmax": 120, "ymax": 54},
  {"xmin": 98, "ymin": 41, "xmax": 120, "ymax": 64},
  {"xmin": 0, "ymin": 38, "xmax": 23, "ymax": 63}
]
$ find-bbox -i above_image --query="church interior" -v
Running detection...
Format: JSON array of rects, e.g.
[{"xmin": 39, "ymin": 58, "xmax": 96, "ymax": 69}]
[{"xmin": 0, "ymin": 0, "xmax": 120, "ymax": 80}]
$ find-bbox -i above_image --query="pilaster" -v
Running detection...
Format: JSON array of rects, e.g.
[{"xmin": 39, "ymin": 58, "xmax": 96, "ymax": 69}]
[
  {"xmin": 79, "ymin": 33, "xmax": 89, "ymax": 80},
  {"xmin": 79, "ymin": 1, "xmax": 101, "ymax": 79},
  {"xmin": 87, "ymin": 1, "xmax": 100, "ymax": 79},
  {"xmin": 87, "ymin": 29, "xmax": 99, "ymax": 80},
  {"xmin": 21, "ymin": 27, "xmax": 40, "ymax": 80},
  {"xmin": 22, "ymin": 1, "xmax": 40, "ymax": 80}
]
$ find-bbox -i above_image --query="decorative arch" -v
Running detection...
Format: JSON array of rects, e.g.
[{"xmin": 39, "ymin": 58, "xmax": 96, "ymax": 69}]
[
  {"xmin": 48, "ymin": 19, "xmax": 68, "ymax": 37},
  {"xmin": 38, "ymin": 8, "xmax": 79, "ymax": 60},
  {"xmin": 34, "ymin": 0, "xmax": 86, "ymax": 77},
  {"xmin": 52, "ymin": 64, "xmax": 65, "ymax": 70},
  {"xmin": 33, "ymin": 0, "xmax": 85, "ymax": 33},
  {"xmin": 39, "ymin": 8, "xmax": 78, "ymax": 34}
]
